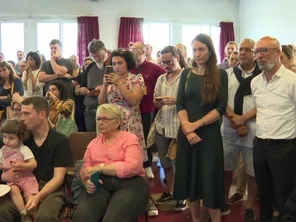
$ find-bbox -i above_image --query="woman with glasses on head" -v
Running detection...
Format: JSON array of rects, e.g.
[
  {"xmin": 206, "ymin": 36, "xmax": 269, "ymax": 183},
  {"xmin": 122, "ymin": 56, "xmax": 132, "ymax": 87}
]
[
  {"xmin": 98, "ymin": 49, "xmax": 146, "ymax": 158},
  {"xmin": 174, "ymin": 34, "xmax": 228, "ymax": 222},
  {"xmin": 0, "ymin": 62, "xmax": 24, "ymax": 122},
  {"xmin": 72, "ymin": 104, "xmax": 149, "ymax": 222},
  {"xmin": 6, "ymin": 101, "xmax": 22, "ymax": 119}
]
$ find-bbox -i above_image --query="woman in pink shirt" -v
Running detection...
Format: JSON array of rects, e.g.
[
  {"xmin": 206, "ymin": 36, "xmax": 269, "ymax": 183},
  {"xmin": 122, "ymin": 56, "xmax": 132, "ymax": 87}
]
[{"xmin": 72, "ymin": 104, "xmax": 149, "ymax": 222}]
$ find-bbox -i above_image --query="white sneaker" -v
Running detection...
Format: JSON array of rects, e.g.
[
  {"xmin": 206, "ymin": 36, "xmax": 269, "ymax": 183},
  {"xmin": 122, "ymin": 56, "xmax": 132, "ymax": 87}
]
[
  {"xmin": 152, "ymin": 155, "xmax": 158, "ymax": 163},
  {"xmin": 145, "ymin": 167, "xmax": 154, "ymax": 179},
  {"xmin": 147, "ymin": 198, "xmax": 158, "ymax": 216}
]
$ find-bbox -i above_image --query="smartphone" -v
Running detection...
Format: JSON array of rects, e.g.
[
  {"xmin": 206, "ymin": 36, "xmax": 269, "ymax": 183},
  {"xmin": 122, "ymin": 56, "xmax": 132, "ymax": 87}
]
[
  {"xmin": 90, "ymin": 171, "xmax": 101, "ymax": 192},
  {"xmin": 104, "ymin": 65, "xmax": 114, "ymax": 74}
]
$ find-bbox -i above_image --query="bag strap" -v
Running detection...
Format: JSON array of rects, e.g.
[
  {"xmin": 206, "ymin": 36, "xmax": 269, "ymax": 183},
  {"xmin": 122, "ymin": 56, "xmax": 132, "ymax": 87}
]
[{"xmin": 11, "ymin": 82, "xmax": 14, "ymax": 94}]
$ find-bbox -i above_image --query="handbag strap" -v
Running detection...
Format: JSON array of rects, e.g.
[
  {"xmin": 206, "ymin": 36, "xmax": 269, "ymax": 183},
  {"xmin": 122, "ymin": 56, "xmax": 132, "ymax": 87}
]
[{"xmin": 11, "ymin": 82, "xmax": 14, "ymax": 94}]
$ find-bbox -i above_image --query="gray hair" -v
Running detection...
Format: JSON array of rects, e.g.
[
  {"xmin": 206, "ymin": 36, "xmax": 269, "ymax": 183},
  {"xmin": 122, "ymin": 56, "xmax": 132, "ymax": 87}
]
[
  {"xmin": 96, "ymin": 104, "xmax": 122, "ymax": 120},
  {"xmin": 239, "ymin": 38, "xmax": 256, "ymax": 49},
  {"xmin": 49, "ymin": 39, "xmax": 63, "ymax": 49},
  {"xmin": 88, "ymin": 39, "xmax": 105, "ymax": 54}
]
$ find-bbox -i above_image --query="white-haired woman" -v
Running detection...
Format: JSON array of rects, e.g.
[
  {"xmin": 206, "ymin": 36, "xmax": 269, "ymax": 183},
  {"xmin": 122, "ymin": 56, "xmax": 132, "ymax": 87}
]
[{"xmin": 72, "ymin": 104, "xmax": 149, "ymax": 222}]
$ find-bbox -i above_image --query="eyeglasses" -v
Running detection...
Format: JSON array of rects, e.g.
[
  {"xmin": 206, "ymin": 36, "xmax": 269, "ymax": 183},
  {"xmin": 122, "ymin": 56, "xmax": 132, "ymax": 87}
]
[
  {"xmin": 12, "ymin": 108, "xmax": 21, "ymax": 112},
  {"xmin": 161, "ymin": 60, "xmax": 174, "ymax": 66},
  {"xmin": 96, "ymin": 117, "xmax": 115, "ymax": 122},
  {"xmin": 238, "ymin": 47, "xmax": 252, "ymax": 52},
  {"xmin": 253, "ymin": 47, "xmax": 279, "ymax": 56}
]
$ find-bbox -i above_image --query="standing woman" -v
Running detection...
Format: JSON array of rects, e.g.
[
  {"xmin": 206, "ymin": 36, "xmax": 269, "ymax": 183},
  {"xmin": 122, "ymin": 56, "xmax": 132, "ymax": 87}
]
[
  {"xmin": 98, "ymin": 49, "xmax": 147, "ymax": 160},
  {"xmin": 0, "ymin": 62, "xmax": 24, "ymax": 122},
  {"xmin": 22, "ymin": 51, "xmax": 44, "ymax": 97},
  {"xmin": 174, "ymin": 34, "xmax": 228, "ymax": 222}
]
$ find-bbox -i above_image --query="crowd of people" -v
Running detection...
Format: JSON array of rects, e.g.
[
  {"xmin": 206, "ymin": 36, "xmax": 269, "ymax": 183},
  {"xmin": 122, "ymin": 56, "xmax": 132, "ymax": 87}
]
[{"xmin": 0, "ymin": 33, "xmax": 295, "ymax": 222}]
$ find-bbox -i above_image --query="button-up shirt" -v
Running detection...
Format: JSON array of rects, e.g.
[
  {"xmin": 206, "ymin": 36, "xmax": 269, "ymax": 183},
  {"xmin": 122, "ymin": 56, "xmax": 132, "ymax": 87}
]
[{"xmin": 251, "ymin": 65, "xmax": 296, "ymax": 139}]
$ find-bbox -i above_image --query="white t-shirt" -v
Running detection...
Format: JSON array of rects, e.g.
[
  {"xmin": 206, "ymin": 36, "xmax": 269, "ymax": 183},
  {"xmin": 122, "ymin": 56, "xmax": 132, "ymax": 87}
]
[
  {"xmin": 0, "ymin": 144, "xmax": 35, "ymax": 164},
  {"xmin": 221, "ymin": 65, "xmax": 256, "ymax": 148}
]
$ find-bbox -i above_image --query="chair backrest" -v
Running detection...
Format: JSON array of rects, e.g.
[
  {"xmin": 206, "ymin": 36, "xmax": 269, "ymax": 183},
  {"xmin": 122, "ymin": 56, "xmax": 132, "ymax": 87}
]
[{"xmin": 69, "ymin": 132, "xmax": 97, "ymax": 162}]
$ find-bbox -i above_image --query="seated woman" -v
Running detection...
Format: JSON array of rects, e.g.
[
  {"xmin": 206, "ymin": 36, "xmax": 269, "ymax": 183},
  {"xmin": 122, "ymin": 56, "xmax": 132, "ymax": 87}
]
[
  {"xmin": 6, "ymin": 101, "xmax": 22, "ymax": 119},
  {"xmin": 45, "ymin": 80, "xmax": 76, "ymax": 131},
  {"xmin": 72, "ymin": 104, "xmax": 149, "ymax": 222},
  {"xmin": 0, "ymin": 61, "xmax": 24, "ymax": 122}
]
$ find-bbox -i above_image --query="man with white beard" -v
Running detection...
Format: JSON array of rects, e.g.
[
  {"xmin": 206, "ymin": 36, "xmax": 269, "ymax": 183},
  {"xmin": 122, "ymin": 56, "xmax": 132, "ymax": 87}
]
[{"xmin": 251, "ymin": 36, "xmax": 296, "ymax": 222}]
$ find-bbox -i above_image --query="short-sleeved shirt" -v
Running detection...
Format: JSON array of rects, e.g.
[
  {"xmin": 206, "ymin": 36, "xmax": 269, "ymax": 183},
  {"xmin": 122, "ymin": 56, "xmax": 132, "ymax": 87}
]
[
  {"xmin": 24, "ymin": 129, "xmax": 74, "ymax": 182},
  {"xmin": 130, "ymin": 60, "xmax": 166, "ymax": 114},
  {"xmin": 0, "ymin": 144, "xmax": 34, "ymax": 164},
  {"xmin": 40, "ymin": 59, "xmax": 73, "ymax": 94}
]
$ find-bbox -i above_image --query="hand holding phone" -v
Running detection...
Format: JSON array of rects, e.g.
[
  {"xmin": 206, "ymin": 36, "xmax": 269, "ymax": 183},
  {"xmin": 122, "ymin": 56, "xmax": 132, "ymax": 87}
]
[{"xmin": 90, "ymin": 171, "xmax": 101, "ymax": 192}]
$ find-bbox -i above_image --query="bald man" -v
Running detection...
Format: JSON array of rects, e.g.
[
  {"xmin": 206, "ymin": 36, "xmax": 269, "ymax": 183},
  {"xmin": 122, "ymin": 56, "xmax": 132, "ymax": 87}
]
[{"xmin": 251, "ymin": 36, "xmax": 296, "ymax": 222}]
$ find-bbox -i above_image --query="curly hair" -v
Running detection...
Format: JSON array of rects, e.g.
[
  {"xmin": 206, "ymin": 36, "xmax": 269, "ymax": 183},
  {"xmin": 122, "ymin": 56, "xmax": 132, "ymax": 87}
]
[
  {"xmin": 49, "ymin": 80, "xmax": 70, "ymax": 101},
  {"xmin": 111, "ymin": 49, "xmax": 136, "ymax": 70},
  {"xmin": 1, "ymin": 119, "xmax": 29, "ymax": 141}
]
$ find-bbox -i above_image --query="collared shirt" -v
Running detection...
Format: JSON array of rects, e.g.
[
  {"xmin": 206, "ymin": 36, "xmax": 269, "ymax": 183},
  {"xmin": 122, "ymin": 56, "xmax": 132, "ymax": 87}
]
[
  {"xmin": 251, "ymin": 65, "xmax": 296, "ymax": 139},
  {"xmin": 154, "ymin": 70, "xmax": 182, "ymax": 138},
  {"xmin": 218, "ymin": 58, "xmax": 230, "ymax": 70},
  {"xmin": 221, "ymin": 65, "xmax": 256, "ymax": 147},
  {"xmin": 130, "ymin": 60, "xmax": 166, "ymax": 114}
]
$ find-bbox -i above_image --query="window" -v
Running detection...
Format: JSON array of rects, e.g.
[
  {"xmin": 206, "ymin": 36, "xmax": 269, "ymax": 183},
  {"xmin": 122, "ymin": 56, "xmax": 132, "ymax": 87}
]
[
  {"xmin": 62, "ymin": 23, "xmax": 78, "ymax": 58},
  {"xmin": 143, "ymin": 22, "xmax": 171, "ymax": 58},
  {"xmin": 36, "ymin": 21, "xmax": 77, "ymax": 60},
  {"xmin": 37, "ymin": 23, "xmax": 60, "ymax": 60},
  {"xmin": 0, "ymin": 23, "xmax": 24, "ymax": 62},
  {"xmin": 181, "ymin": 24, "xmax": 221, "ymax": 62}
]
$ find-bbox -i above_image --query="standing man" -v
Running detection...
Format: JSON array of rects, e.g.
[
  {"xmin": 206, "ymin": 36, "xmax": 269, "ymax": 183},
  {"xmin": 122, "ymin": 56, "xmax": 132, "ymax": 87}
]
[
  {"xmin": 146, "ymin": 44, "xmax": 157, "ymax": 64},
  {"xmin": 153, "ymin": 46, "xmax": 186, "ymax": 211},
  {"xmin": 221, "ymin": 38, "xmax": 260, "ymax": 221},
  {"xmin": 77, "ymin": 39, "xmax": 110, "ymax": 132},
  {"xmin": 131, "ymin": 42, "xmax": 166, "ymax": 217},
  {"xmin": 0, "ymin": 96, "xmax": 74, "ymax": 221},
  {"xmin": 39, "ymin": 39, "xmax": 73, "ymax": 96},
  {"xmin": 131, "ymin": 42, "xmax": 166, "ymax": 179},
  {"xmin": 251, "ymin": 36, "xmax": 296, "ymax": 222},
  {"xmin": 218, "ymin": 41, "xmax": 238, "ymax": 70},
  {"xmin": 15, "ymin": 50, "xmax": 25, "ymax": 74}
]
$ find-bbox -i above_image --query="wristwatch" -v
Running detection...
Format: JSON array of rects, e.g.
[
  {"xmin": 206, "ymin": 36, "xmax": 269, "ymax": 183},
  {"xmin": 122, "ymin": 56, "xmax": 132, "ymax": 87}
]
[{"xmin": 99, "ymin": 163, "xmax": 105, "ymax": 173}]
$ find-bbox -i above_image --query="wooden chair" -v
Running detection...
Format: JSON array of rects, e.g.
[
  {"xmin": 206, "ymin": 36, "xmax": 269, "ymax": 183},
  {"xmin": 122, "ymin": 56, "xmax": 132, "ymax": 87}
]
[{"xmin": 60, "ymin": 131, "xmax": 97, "ymax": 219}]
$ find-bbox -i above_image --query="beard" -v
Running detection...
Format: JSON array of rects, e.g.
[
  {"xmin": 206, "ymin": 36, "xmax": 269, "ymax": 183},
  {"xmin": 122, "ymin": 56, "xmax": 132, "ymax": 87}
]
[{"xmin": 258, "ymin": 60, "xmax": 276, "ymax": 71}]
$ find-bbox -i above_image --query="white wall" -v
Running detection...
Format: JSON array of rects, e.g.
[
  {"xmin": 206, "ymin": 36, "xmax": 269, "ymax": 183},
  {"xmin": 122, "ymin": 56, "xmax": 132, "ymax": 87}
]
[
  {"xmin": 0, "ymin": 0, "xmax": 239, "ymax": 50},
  {"xmin": 239, "ymin": 0, "xmax": 296, "ymax": 44}
]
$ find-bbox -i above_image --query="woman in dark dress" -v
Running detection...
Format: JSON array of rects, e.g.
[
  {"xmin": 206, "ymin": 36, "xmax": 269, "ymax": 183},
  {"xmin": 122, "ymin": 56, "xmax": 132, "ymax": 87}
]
[{"xmin": 174, "ymin": 34, "xmax": 228, "ymax": 222}]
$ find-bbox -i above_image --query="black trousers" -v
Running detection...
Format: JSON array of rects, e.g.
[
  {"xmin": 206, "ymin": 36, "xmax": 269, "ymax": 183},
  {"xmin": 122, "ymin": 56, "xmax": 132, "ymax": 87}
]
[
  {"xmin": 72, "ymin": 175, "xmax": 150, "ymax": 222},
  {"xmin": 253, "ymin": 137, "xmax": 296, "ymax": 222}
]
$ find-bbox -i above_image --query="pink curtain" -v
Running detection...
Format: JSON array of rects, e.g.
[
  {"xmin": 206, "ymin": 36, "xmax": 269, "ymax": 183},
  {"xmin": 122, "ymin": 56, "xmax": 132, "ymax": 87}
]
[
  {"xmin": 219, "ymin": 22, "xmax": 235, "ymax": 62},
  {"xmin": 117, "ymin": 17, "xmax": 144, "ymax": 48},
  {"xmin": 77, "ymin": 16, "xmax": 100, "ymax": 65}
]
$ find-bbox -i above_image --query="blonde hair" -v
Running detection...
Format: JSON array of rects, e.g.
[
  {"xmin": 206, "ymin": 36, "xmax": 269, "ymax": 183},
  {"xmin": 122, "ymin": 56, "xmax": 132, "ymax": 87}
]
[{"xmin": 96, "ymin": 104, "xmax": 122, "ymax": 120}]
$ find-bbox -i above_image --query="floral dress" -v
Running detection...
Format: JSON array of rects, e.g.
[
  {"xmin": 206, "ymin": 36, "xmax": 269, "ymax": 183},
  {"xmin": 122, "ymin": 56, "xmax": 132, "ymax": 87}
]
[{"xmin": 107, "ymin": 73, "xmax": 146, "ymax": 151}]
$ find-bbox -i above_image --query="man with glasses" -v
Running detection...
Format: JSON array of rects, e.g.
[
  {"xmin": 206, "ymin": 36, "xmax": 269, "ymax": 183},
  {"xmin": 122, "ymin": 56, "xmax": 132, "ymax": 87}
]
[
  {"xmin": 221, "ymin": 38, "xmax": 260, "ymax": 222},
  {"xmin": 153, "ymin": 46, "xmax": 187, "ymax": 211},
  {"xmin": 130, "ymin": 42, "xmax": 165, "ymax": 217},
  {"xmin": 76, "ymin": 39, "xmax": 110, "ymax": 132},
  {"xmin": 251, "ymin": 36, "xmax": 296, "ymax": 222}
]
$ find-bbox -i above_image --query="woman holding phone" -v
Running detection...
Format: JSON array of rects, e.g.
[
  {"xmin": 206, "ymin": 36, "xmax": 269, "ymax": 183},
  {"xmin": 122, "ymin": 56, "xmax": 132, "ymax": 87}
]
[{"xmin": 98, "ymin": 49, "xmax": 147, "ymax": 159}]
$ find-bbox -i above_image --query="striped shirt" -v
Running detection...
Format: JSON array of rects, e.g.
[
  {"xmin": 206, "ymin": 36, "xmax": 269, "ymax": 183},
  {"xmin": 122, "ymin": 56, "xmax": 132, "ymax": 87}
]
[{"xmin": 154, "ymin": 71, "xmax": 182, "ymax": 138}]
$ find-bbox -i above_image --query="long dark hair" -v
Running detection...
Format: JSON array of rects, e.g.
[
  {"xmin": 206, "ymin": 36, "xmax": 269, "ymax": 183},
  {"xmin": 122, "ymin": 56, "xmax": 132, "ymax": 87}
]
[
  {"xmin": 192, "ymin": 34, "xmax": 220, "ymax": 104},
  {"xmin": 26, "ymin": 51, "xmax": 41, "ymax": 69},
  {"xmin": 0, "ymin": 61, "xmax": 17, "ymax": 85},
  {"xmin": 49, "ymin": 80, "xmax": 69, "ymax": 101}
]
